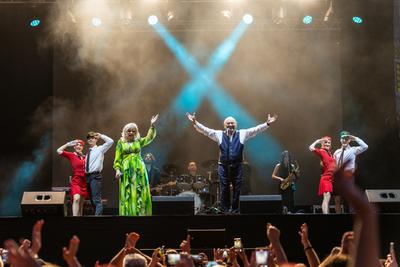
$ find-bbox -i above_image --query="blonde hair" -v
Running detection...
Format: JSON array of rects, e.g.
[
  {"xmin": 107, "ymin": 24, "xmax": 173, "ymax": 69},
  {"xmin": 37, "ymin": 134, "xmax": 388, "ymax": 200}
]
[{"xmin": 121, "ymin": 123, "xmax": 140, "ymax": 142}]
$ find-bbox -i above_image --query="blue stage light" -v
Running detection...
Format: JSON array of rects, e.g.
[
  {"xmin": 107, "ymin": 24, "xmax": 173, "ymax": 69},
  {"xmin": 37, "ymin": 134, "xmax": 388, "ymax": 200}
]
[
  {"xmin": 242, "ymin": 14, "xmax": 253, "ymax": 24},
  {"xmin": 303, "ymin": 15, "xmax": 313, "ymax": 24},
  {"xmin": 30, "ymin": 19, "xmax": 40, "ymax": 27},
  {"xmin": 148, "ymin": 15, "xmax": 158, "ymax": 25},
  {"xmin": 352, "ymin": 16, "xmax": 363, "ymax": 24},
  {"xmin": 91, "ymin": 17, "xmax": 102, "ymax": 27}
]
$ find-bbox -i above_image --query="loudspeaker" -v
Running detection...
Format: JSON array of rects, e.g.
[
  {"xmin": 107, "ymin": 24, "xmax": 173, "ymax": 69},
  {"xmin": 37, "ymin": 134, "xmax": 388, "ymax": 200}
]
[
  {"xmin": 21, "ymin": 191, "xmax": 67, "ymax": 216},
  {"xmin": 152, "ymin": 196, "xmax": 194, "ymax": 215},
  {"xmin": 240, "ymin": 195, "xmax": 282, "ymax": 214},
  {"xmin": 365, "ymin": 189, "xmax": 400, "ymax": 213}
]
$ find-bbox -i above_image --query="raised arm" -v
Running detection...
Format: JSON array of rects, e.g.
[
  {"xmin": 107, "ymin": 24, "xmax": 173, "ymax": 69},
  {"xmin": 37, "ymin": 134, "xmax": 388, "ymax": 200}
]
[
  {"xmin": 334, "ymin": 162, "xmax": 381, "ymax": 267},
  {"xmin": 57, "ymin": 140, "xmax": 78, "ymax": 155},
  {"xmin": 186, "ymin": 112, "xmax": 220, "ymax": 143},
  {"xmin": 242, "ymin": 114, "xmax": 277, "ymax": 142},
  {"xmin": 98, "ymin": 133, "xmax": 114, "ymax": 153},
  {"xmin": 140, "ymin": 115, "xmax": 158, "ymax": 147},
  {"xmin": 266, "ymin": 223, "xmax": 288, "ymax": 265},
  {"xmin": 309, "ymin": 139, "xmax": 322, "ymax": 152},
  {"xmin": 298, "ymin": 223, "xmax": 320, "ymax": 267},
  {"xmin": 351, "ymin": 136, "xmax": 368, "ymax": 155}
]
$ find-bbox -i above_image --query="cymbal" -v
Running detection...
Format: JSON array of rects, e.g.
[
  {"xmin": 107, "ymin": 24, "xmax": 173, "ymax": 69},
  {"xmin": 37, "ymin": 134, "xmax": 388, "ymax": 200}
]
[
  {"xmin": 201, "ymin": 159, "xmax": 218, "ymax": 169},
  {"xmin": 162, "ymin": 163, "xmax": 181, "ymax": 174}
]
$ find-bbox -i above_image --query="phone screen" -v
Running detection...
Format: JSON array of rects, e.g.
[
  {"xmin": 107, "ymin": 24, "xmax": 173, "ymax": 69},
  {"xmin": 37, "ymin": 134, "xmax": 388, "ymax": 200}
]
[
  {"xmin": 1, "ymin": 249, "xmax": 8, "ymax": 264},
  {"xmin": 256, "ymin": 250, "xmax": 268, "ymax": 265},
  {"xmin": 234, "ymin": 238, "xmax": 242, "ymax": 249},
  {"xmin": 167, "ymin": 254, "xmax": 180, "ymax": 266}
]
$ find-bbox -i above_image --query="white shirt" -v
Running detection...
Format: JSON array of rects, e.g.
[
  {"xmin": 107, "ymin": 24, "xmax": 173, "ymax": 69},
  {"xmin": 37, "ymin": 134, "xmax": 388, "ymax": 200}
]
[
  {"xmin": 193, "ymin": 121, "xmax": 269, "ymax": 144},
  {"xmin": 86, "ymin": 134, "xmax": 114, "ymax": 173},
  {"xmin": 333, "ymin": 137, "xmax": 368, "ymax": 173}
]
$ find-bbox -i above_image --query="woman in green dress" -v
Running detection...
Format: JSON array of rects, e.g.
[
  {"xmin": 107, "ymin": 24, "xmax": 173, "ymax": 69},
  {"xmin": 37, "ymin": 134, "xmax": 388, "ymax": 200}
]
[{"xmin": 114, "ymin": 114, "xmax": 159, "ymax": 216}]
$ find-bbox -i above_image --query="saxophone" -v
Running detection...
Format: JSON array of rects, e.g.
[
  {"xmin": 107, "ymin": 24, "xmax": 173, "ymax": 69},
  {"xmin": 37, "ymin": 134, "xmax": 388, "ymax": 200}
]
[{"xmin": 280, "ymin": 162, "xmax": 299, "ymax": 190}]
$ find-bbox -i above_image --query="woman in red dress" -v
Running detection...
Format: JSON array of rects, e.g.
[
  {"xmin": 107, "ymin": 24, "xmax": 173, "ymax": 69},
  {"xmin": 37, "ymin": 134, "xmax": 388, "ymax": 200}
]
[
  {"xmin": 309, "ymin": 136, "xmax": 335, "ymax": 214},
  {"xmin": 57, "ymin": 139, "xmax": 88, "ymax": 216}
]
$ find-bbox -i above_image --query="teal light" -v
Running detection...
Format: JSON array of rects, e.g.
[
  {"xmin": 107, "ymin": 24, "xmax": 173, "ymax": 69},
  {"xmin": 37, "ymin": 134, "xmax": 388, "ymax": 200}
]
[
  {"xmin": 303, "ymin": 15, "xmax": 313, "ymax": 24},
  {"xmin": 30, "ymin": 19, "xmax": 40, "ymax": 27},
  {"xmin": 352, "ymin": 16, "xmax": 363, "ymax": 24}
]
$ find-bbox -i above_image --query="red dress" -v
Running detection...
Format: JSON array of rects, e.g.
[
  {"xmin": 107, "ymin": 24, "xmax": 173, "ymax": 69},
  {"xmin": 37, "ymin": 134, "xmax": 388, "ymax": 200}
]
[
  {"xmin": 60, "ymin": 151, "xmax": 88, "ymax": 199},
  {"xmin": 313, "ymin": 148, "xmax": 335, "ymax": 196}
]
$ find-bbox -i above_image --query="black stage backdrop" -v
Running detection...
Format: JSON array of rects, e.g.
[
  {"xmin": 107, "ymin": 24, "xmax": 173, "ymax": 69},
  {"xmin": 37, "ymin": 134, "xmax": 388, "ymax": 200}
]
[{"xmin": 0, "ymin": 0, "xmax": 398, "ymax": 215}]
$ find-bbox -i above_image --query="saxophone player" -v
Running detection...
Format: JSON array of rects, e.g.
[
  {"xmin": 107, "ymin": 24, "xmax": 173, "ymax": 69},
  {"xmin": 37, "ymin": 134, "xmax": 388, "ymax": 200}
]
[{"xmin": 271, "ymin": 150, "xmax": 300, "ymax": 214}]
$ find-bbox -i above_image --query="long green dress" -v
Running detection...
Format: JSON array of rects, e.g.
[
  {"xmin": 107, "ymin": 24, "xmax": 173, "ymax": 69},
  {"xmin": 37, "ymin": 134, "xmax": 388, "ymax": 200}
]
[{"xmin": 113, "ymin": 126, "xmax": 156, "ymax": 216}]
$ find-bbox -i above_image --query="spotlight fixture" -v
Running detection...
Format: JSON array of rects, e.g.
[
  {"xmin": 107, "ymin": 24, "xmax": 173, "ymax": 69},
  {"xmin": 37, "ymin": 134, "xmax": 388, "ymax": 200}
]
[
  {"xmin": 352, "ymin": 16, "xmax": 363, "ymax": 24},
  {"xmin": 30, "ymin": 19, "xmax": 41, "ymax": 27},
  {"xmin": 148, "ymin": 15, "xmax": 158, "ymax": 25},
  {"xmin": 221, "ymin": 9, "xmax": 233, "ymax": 19},
  {"xmin": 167, "ymin": 11, "xmax": 175, "ymax": 21},
  {"xmin": 302, "ymin": 15, "xmax": 313, "ymax": 24},
  {"xmin": 91, "ymin": 17, "xmax": 102, "ymax": 27},
  {"xmin": 242, "ymin": 14, "xmax": 253, "ymax": 24}
]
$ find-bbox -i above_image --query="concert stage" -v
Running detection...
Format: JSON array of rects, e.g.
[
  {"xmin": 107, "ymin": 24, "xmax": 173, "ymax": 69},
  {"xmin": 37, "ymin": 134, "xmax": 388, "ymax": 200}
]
[{"xmin": 0, "ymin": 214, "xmax": 399, "ymax": 266}]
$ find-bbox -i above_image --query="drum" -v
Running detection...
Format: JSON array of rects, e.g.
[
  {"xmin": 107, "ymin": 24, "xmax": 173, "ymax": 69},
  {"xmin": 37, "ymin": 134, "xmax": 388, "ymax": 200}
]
[
  {"xmin": 177, "ymin": 174, "xmax": 192, "ymax": 192},
  {"xmin": 192, "ymin": 175, "xmax": 206, "ymax": 191},
  {"xmin": 178, "ymin": 191, "xmax": 202, "ymax": 214}
]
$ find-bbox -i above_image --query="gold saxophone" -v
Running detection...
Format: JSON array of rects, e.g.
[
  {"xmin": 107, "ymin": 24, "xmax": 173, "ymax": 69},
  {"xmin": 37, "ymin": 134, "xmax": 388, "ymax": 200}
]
[{"xmin": 280, "ymin": 163, "xmax": 299, "ymax": 190}]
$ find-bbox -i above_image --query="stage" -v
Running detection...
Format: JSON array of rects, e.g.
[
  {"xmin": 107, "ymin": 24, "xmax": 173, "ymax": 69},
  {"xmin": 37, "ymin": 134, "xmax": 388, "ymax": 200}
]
[{"xmin": 0, "ymin": 213, "xmax": 399, "ymax": 266}]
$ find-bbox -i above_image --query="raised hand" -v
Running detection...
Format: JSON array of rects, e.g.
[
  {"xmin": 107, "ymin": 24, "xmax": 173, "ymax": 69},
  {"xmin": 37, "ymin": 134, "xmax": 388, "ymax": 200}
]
[
  {"xmin": 151, "ymin": 114, "xmax": 159, "ymax": 126},
  {"xmin": 267, "ymin": 114, "xmax": 278, "ymax": 125},
  {"xmin": 186, "ymin": 112, "xmax": 196, "ymax": 123},
  {"xmin": 4, "ymin": 239, "xmax": 39, "ymax": 267},
  {"xmin": 180, "ymin": 235, "xmax": 191, "ymax": 254},
  {"xmin": 298, "ymin": 223, "xmax": 310, "ymax": 246},
  {"xmin": 213, "ymin": 248, "xmax": 225, "ymax": 261},
  {"xmin": 31, "ymin": 219, "xmax": 44, "ymax": 257},
  {"xmin": 266, "ymin": 223, "xmax": 280, "ymax": 244},
  {"xmin": 62, "ymin": 235, "xmax": 81, "ymax": 267},
  {"xmin": 125, "ymin": 232, "xmax": 140, "ymax": 249}
]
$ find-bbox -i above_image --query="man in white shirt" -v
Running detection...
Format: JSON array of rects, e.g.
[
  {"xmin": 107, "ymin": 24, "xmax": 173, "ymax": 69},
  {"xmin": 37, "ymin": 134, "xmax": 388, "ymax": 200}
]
[
  {"xmin": 186, "ymin": 112, "xmax": 277, "ymax": 214},
  {"xmin": 85, "ymin": 131, "xmax": 114, "ymax": 215},
  {"xmin": 333, "ymin": 130, "xmax": 368, "ymax": 213}
]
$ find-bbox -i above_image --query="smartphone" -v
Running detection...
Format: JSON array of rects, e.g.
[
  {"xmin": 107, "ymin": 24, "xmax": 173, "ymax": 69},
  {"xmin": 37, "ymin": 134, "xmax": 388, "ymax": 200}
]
[
  {"xmin": 255, "ymin": 249, "xmax": 268, "ymax": 265},
  {"xmin": 166, "ymin": 254, "xmax": 180, "ymax": 266},
  {"xmin": 158, "ymin": 245, "xmax": 166, "ymax": 258},
  {"xmin": 1, "ymin": 249, "xmax": 8, "ymax": 265},
  {"xmin": 234, "ymin": 238, "xmax": 243, "ymax": 250}
]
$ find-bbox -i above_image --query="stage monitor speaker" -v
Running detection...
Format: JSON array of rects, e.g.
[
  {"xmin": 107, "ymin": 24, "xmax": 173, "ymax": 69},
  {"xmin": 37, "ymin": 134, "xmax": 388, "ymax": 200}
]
[
  {"xmin": 365, "ymin": 189, "xmax": 400, "ymax": 213},
  {"xmin": 21, "ymin": 191, "xmax": 67, "ymax": 216},
  {"xmin": 152, "ymin": 196, "xmax": 194, "ymax": 215},
  {"xmin": 240, "ymin": 195, "xmax": 282, "ymax": 214}
]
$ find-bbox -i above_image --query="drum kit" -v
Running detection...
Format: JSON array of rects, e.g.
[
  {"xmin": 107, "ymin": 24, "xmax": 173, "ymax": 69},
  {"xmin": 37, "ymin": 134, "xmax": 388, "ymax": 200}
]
[{"xmin": 154, "ymin": 160, "xmax": 220, "ymax": 214}]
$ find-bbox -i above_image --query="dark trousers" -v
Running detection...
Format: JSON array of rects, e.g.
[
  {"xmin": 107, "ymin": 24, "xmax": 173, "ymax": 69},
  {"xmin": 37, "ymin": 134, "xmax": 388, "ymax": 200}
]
[
  {"xmin": 280, "ymin": 188, "xmax": 295, "ymax": 213},
  {"xmin": 218, "ymin": 163, "xmax": 243, "ymax": 213},
  {"xmin": 86, "ymin": 172, "xmax": 103, "ymax": 216}
]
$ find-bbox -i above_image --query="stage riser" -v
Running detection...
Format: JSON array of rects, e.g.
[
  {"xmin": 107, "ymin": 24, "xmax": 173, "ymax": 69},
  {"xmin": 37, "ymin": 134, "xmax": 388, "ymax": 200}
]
[{"xmin": 0, "ymin": 215, "xmax": 399, "ymax": 266}]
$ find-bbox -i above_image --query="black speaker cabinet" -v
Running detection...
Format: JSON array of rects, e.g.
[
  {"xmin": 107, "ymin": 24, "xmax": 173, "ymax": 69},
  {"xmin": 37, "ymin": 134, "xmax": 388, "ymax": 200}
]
[
  {"xmin": 240, "ymin": 195, "xmax": 283, "ymax": 214},
  {"xmin": 152, "ymin": 196, "xmax": 194, "ymax": 215},
  {"xmin": 365, "ymin": 189, "xmax": 400, "ymax": 213},
  {"xmin": 21, "ymin": 191, "xmax": 67, "ymax": 216}
]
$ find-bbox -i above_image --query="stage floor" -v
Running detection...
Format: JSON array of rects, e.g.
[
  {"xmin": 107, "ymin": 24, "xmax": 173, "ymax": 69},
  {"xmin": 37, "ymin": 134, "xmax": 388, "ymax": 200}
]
[{"xmin": 1, "ymin": 213, "xmax": 399, "ymax": 266}]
